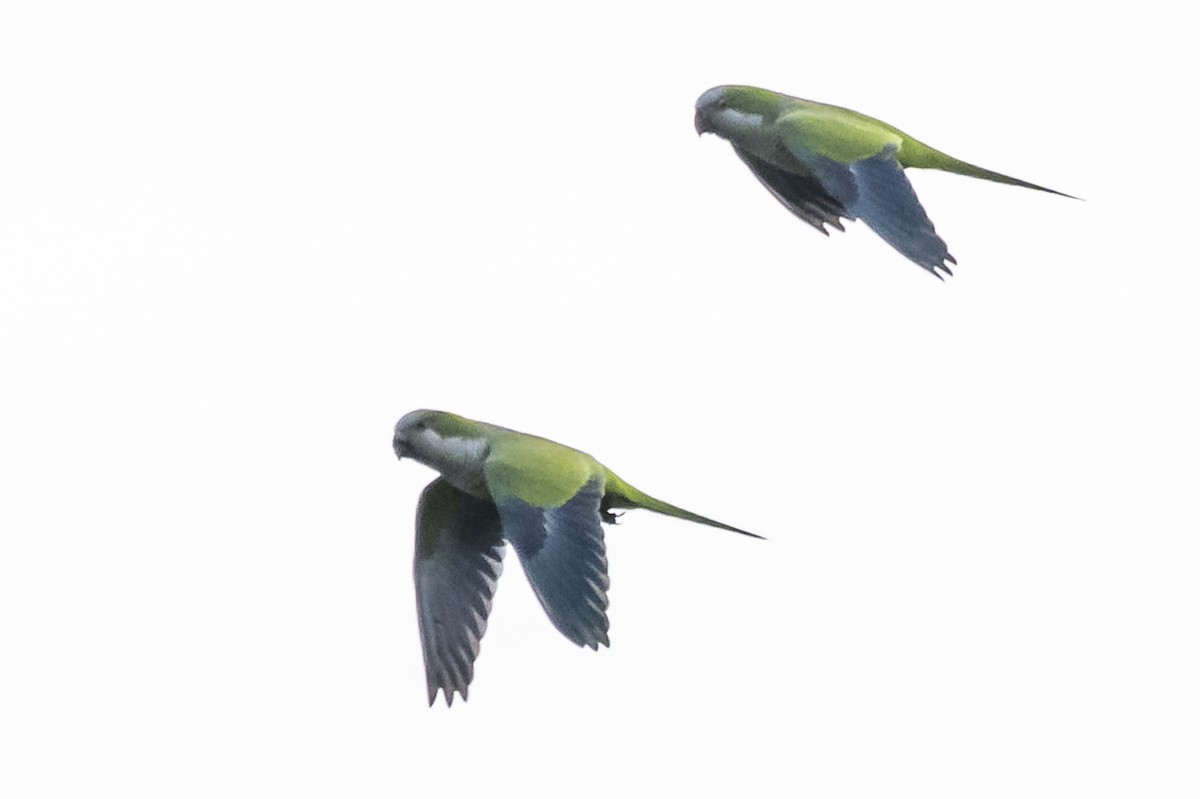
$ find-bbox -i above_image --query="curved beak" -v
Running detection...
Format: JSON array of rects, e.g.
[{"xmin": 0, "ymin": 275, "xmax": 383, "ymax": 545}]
[
  {"xmin": 694, "ymin": 109, "xmax": 711, "ymax": 137},
  {"xmin": 393, "ymin": 436, "xmax": 409, "ymax": 461}
]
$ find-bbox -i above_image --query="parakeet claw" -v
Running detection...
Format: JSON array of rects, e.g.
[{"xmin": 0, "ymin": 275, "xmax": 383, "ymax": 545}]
[{"xmin": 600, "ymin": 507, "xmax": 623, "ymax": 525}]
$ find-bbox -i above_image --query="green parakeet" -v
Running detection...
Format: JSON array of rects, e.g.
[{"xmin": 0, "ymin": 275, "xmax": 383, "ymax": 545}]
[
  {"xmin": 393, "ymin": 409, "xmax": 760, "ymax": 706},
  {"xmin": 694, "ymin": 85, "xmax": 1075, "ymax": 277}
]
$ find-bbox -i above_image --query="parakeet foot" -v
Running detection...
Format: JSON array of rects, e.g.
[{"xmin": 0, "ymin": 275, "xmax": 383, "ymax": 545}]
[{"xmin": 600, "ymin": 505, "xmax": 623, "ymax": 525}]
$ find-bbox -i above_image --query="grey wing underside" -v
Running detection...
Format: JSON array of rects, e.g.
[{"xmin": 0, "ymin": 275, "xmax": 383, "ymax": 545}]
[
  {"xmin": 496, "ymin": 477, "xmax": 611, "ymax": 650},
  {"xmin": 842, "ymin": 146, "xmax": 956, "ymax": 278},
  {"xmin": 743, "ymin": 142, "xmax": 956, "ymax": 278},
  {"xmin": 414, "ymin": 478, "xmax": 506, "ymax": 707},
  {"xmin": 734, "ymin": 145, "xmax": 847, "ymax": 235}
]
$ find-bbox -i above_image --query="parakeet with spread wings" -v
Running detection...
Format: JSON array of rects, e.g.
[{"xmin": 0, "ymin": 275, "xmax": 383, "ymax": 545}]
[
  {"xmin": 695, "ymin": 84, "xmax": 1075, "ymax": 278},
  {"xmin": 393, "ymin": 410, "xmax": 760, "ymax": 706}
]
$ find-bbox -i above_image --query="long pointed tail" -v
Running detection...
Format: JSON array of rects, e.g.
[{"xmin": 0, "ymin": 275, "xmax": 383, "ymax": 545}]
[
  {"xmin": 605, "ymin": 472, "xmax": 764, "ymax": 539},
  {"xmin": 903, "ymin": 141, "xmax": 1080, "ymax": 199}
]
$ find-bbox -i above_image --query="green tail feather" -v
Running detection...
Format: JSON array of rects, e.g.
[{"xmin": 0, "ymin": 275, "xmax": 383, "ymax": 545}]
[
  {"xmin": 903, "ymin": 141, "xmax": 1079, "ymax": 199},
  {"xmin": 604, "ymin": 472, "xmax": 763, "ymax": 539}
]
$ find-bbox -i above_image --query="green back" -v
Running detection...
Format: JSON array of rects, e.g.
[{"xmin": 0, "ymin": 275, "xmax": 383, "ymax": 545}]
[{"xmin": 483, "ymin": 429, "xmax": 602, "ymax": 509}]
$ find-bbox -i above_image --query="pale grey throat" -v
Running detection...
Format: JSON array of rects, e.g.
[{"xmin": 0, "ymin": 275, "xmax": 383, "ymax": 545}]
[
  {"xmin": 715, "ymin": 107, "xmax": 764, "ymax": 134},
  {"xmin": 404, "ymin": 428, "xmax": 490, "ymax": 498}
]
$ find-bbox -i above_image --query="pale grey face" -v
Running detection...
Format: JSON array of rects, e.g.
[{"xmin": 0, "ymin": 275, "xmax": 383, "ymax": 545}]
[
  {"xmin": 696, "ymin": 87, "xmax": 765, "ymax": 140},
  {"xmin": 393, "ymin": 411, "xmax": 490, "ymax": 495},
  {"xmin": 393, "ymin": 409, "xmax": 433, "ymax": 460},
  {"xmin": 694, "ymin": 86, "xmax": 728, "ymax": 136}
]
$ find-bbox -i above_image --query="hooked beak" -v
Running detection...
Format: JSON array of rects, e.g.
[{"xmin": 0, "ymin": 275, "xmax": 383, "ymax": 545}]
[
  {"xmin": 393, "ymin": 436, "xmax": 409, "ymax": 460},
  {"xmin": 694, "ymin": 109, "xmax": 711, "ymax": 137}
]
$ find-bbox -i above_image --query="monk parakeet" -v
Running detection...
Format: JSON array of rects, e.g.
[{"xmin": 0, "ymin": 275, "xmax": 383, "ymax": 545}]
[
  {"xmin": 393, "ymin": 409, "xmax": 760, "ymax": 706},
  {"xmin": 694, "ymin": 85, "xmax": 1074, "ymax": 278}
]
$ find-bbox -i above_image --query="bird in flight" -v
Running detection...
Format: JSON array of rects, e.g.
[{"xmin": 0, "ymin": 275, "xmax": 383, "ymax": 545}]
[
  {"xmin": 695, "ymin": 84, "xmax": 1075, "ymax": 278},
  {"xmin": 393, "ymin": 409, "xmax": 760, "ymax": 706}
]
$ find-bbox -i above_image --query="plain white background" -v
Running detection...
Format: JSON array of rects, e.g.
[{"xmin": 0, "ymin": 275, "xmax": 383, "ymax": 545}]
[{"xmin": 2, "ymin": 1, "xmax": 1196, "ymax": 796}]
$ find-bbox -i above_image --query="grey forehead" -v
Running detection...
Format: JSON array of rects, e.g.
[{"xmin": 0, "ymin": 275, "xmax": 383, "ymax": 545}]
[
  {"xmin": 396, "ymin": 409, "xmax": 433, "ymax": 433},
  {"xmin": 696, "ymin": 86, "xmax": 728, "ymax": 108}
]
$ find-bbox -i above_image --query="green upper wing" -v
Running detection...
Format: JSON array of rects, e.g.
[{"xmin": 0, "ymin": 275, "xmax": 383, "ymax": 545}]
[
  {"xmin": 484, "ymin": 437, "xmax": 611, "ymax": 649},
  {"xmin": 483, "ymin": 434, "xmax": 597, "ymax": 507},
  {"xmin": 780, "ymin": 105, "xmax": 903, "ymax": 164},
  {"xmin": 777, "ymin": 111, "xmax": 955, "ymax": 277}
]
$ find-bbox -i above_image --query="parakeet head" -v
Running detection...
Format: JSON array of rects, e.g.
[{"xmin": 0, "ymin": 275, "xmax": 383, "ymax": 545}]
[
  {"xmin": 393, "ymin": 409, "xmax": 489, "ymax": 474},
  {"xmin": 694, "ymin": 85, "xmax": 788, "ymax": 138}
]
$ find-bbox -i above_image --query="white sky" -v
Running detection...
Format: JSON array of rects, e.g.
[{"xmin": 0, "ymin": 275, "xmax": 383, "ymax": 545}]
[{"xmin": 2, "ymin": 1, "xmax": 1196, "ymax": 796}]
